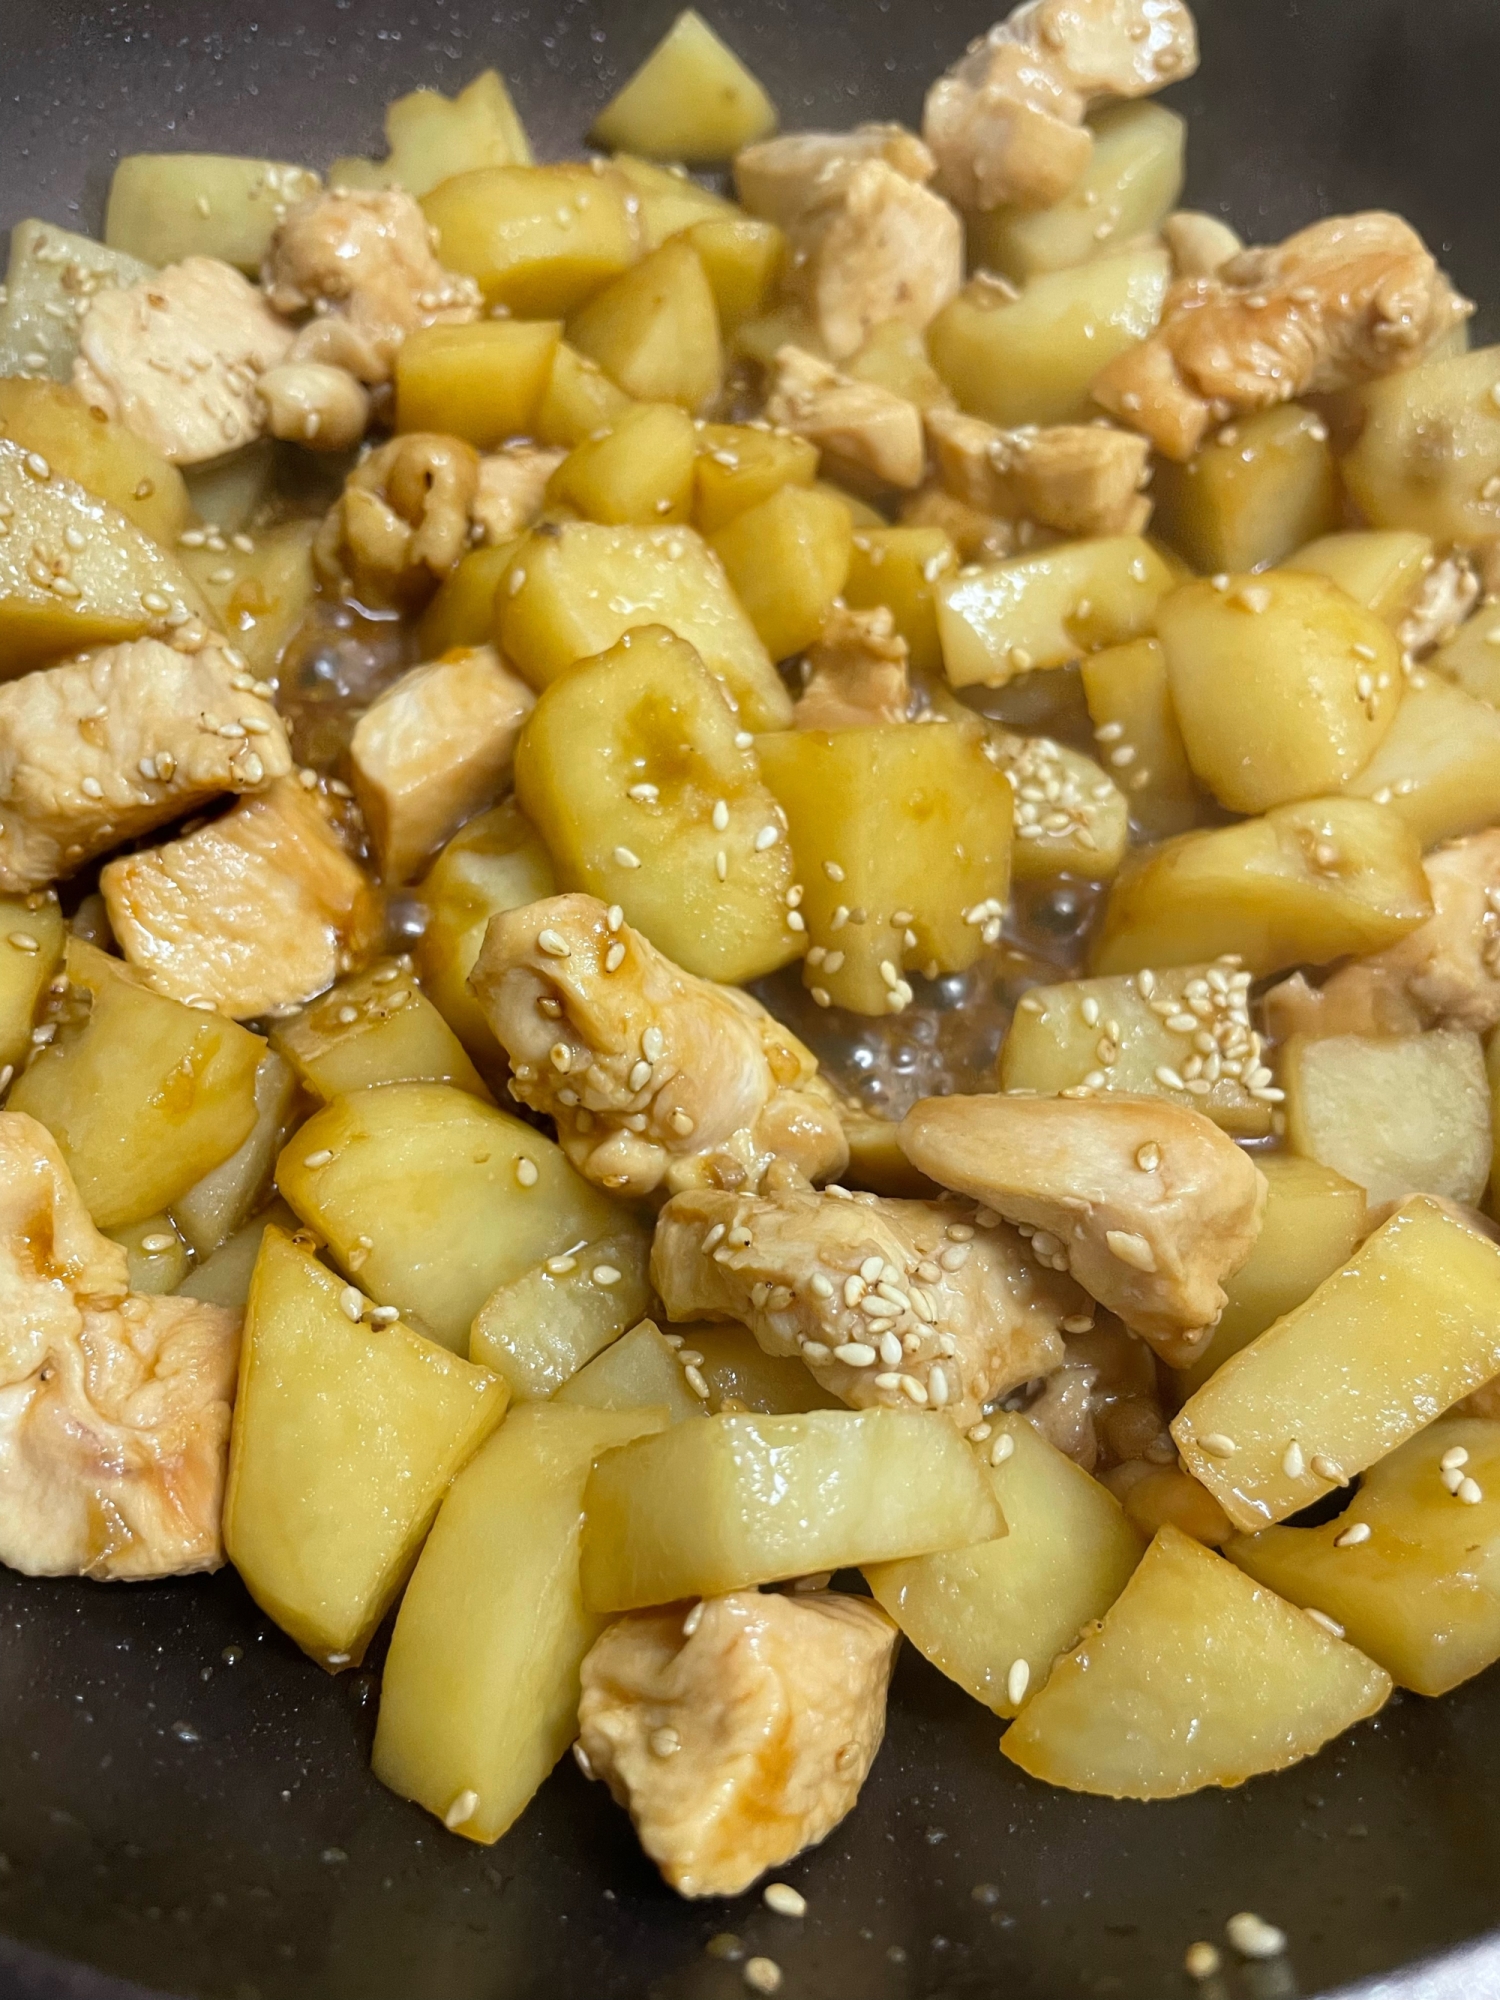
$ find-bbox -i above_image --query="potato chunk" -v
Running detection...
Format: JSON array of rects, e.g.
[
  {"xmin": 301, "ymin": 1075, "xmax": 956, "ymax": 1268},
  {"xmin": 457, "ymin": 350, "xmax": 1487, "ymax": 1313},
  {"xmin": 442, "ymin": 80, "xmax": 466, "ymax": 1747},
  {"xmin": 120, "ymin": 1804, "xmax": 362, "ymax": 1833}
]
[
  {"xmin": 534, "ymin": 340, "xmax": 636, "ymax": 448},
  {"xmin": 1093, "ymin": 797, "xmax": 1432, "ymax": 978},
  {"xmin": 170, "ymin": 1048, "xmax": 300, "ymax": 1259},
  {"xmin": 179, "ymin": 520, "xmax": 319, "ymax": 680},
  {"xmin": 224, "ymin": 1228, "xmax": 507, "ymax": 1669},
  {"xmin": 0, "ymin": 378, "xmax": 189, "ymax": 547},
  {"xmin": 709, "ymin": 484, "xmax": 853, "ymax": 662},
  {"xmin": 843, "ymin": 525, "xmax": 956, "ymax": 675},
  {"xmin": 512, "ymin": 628, "xmax": 800, "ymax": 984},
  {"xmin": 569, "ymin": 240, "xmax": 723, "ymax": 415},
  {"xmin": 692, "ymin": 423, "xmax": 817, "ymax": 536},
  {"xmin": 330, "ymin": 70, "xmax": 532, "ymax": 195},
  {"xmin": 1344, "ymin": 677, "xmax": 1500, "ymax": 849},
  {"xmin": 937, "ymin": 536, "xmax": 1175, "ymax": 688},
  {"xmin": 1001, "ymin": 1525, "xmax": 1390, "ymax": 1798},
  {"xmin": 0, "ymin": 221, "xmax": 150, "ymax": 384},
  {"xmin": 420, "ymin": 165, "xmax": 638, "ymax": 315},
  {"xmin": 1150, "ymin": 405, "xmax": 1339, "ymax": 574},
  {"xmin": 104, "ymin": 156, "xmax": 322, "ymax": 271},
  {"xmin": 685, "ymin": 1326, "xmax": 843, "ymax": 1415},
  {"xmin": 470, "ymin": 1227, "xmax": 653, "ymax": 1400},
  {"xmin": 1172, "ymin": 1198, "xmax": 1500, "ymax": 1533},
  {"xmin": 269, "ymin": 962, "xmax": 486, "ymax": 1103},
  {"xmin": 0, "ymin": 893, "xmax": 64, "ymax": 1076},
  {"xmin": 372, "ymin": 1403, "xmax": 668, "ymax": 1844},
  {"xmin": 557, "ymin": 1319, "xmax": 707, "ymax": 1425},
  {"xmin": 394, "ymin": 320, "xmax": 560, "ymax": 447},
  {"xmin": 277, "ymin": 1082, "xmax": 621, "ymax": 1352},
  {"xmin": 581, "ymin": 1408, "xmax": 1004, "ymax": 1611},
  {"xmin": 1078, "ymin": 637, "xmax": 1199, "ymax": 838},
  {"xmin": 547, "ymin": 402, "xmax": 696, "ymax": 526},
  {"xmin": 1284, "ymin": 529, "xmax": 1435, "ymax": 626},
  {"xmin": 590, "ymin": 10, "xmax": 777, "ymax": 161},
  {"xmin": 985, "ymin": 731, "xmax": 1128, "ymax": 882},
  {"xmin": 1340, "ymin": 345, "xmax": 1500, "ymax": 545}
]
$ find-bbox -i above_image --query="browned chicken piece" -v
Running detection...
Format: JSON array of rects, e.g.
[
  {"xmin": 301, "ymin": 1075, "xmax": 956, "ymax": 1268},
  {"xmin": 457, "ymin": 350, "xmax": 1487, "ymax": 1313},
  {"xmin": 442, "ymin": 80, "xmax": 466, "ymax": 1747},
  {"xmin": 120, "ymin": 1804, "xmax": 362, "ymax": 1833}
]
[
  {"xmin": 1399, "ymin": 554, "xmax": 1479, "ymax": 659},
  {"xmin": 350, "ymin": 646, "xmax": 534, "ymax": 884},
  {"xmin": 923, "ymin": 0, "xmax": 1199, "ymax": 213},
  {"xmin": 766, "ymin": 345, "xmax": 927, "ymax": 490},
  {"xmin": 734, "ymin": 124, "xmax": 940, "ymax": 228},
  {"xmin": 73, "ymin": 257, "xmax": 294, "ymax": 465},
  {"xmin": 576, "ymin": 1588, "xmax": 899, "ymax": 1898},
  {"xmin": 470, "ymin": 893, "xmax": 848, "ymax": 1198},
  {"xmin": 898, "ymin": 1092, "xmax": 1266, "ymax": 1366},
  {"xmin": 794, "ymin": 607, "xmax": 911, "ymax": 730},
  {"xmin": 314, "ymin": 432, "xmax": 480, "ymax": 610},
  {"xmin": 1023, "ymin": 1311, "xmax": 1167, "ymax": 1470},
  {"xmin": 651, "ymin": 1180, "xmax": 1083, "ymax": 1429},
  {"xmin": 1161, "ymin": 209, "xmax": 1244, "ymax": 279},
  {"xmin": 1093, "ymin": 212, "xmax": 1472, "ymax": 460},
  {"xmin": 0, "ymin": 1112, "xmax": 239, "ymax": 1580},
  {"xmin": 262, "ymin": 188, "xmax": 480, "ymax": 385},
  {"xmin": 900, "ymin": 485, "xmax": 1018, "ymax": 563},
  {"xmin": 926, "ymin": 407, "xmax": 1152, "ymax": 535},
  {"xmin": 0, "ymin": 636, "xmax": 291, "ymax": 894},
  {"xmin": 101, "ymin": 777, "xmax": 380, "ymax": 1019},
  {"xmin": 1262, "ymin": 966, "xmax": 1423, "ymax": 1043},
  {"xmin": 471, "ymin": 445, "xmax": 567, "ymax": 545},
  {"xmin": 1357, "ymin": 831, "xmax": 1500, "ymax": 1035},
  {"xmin": 257, "ymin": 360, "xmax": 372, "ymax": 451}
]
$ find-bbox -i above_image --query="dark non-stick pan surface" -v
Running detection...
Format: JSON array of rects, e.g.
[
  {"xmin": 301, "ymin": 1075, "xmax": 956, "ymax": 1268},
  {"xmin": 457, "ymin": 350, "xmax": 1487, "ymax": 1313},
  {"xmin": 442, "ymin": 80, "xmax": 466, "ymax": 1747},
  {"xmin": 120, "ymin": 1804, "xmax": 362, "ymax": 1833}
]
[{"xmin": 3, "ymin": 2, "xmax": 1500, "ymax": 1995}]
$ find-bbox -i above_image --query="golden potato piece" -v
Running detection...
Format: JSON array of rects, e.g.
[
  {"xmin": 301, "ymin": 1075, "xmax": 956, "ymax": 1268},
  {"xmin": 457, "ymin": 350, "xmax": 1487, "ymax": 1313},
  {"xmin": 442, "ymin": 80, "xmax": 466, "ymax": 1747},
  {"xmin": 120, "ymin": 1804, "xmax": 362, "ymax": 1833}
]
[
  {"xmin": 330, "ymin": 70, "xmax": 532, "ymax": 195},
  {"xmin": 568, "ymin": 240, "xmax": 723, "ymax": 415},
  {"xmin": 984, "ymin": 731, "xmax": 1128, "ymax": 883},
  {"xmin": 546, "ymin": 402, "xmax": 696, "ymax": 526},
  {"xmin": 421, "ymin": 164, "xmax": 637, "ymax": 316},
  {"xmin": 179, "ymin": 519, "xmax": 319, "ymax": 681},
  {"xmin": 843, "ymin": 524, "xmax": 956, "ymax": 675},
  {"xmin": 709, "ymin": 483, "xmax": 852, "ymax": 663},
  {"xmin": 557, "ymin": 1318, "xmax": 706, "ymax": 1425},
  {"xmin": 937, "ymin": 535, "xmax": 1175, "ymax": 688},
  {"xmin": 269, "ymin": 961, "xmax": 487, "ymax": 1104},
  {"xmin": 394, "ymin": 320, "xmax": 560, "ymax": 447},
  {"xmin": 1341, "ymin": 345, "xmax": 1500, "ymax": 545},
  {"xmin": 589, "ymin": 11, "xmax": 777, "ymax": 162},
  {"xmin": 1150, "ymin": 404, "xmax": 1338, "ymax": 575},
  {"xmin": 0, "ymin": 893, "xmax": 64, "ymax": 1078},
  {"xmin": 1344, "ymin": 677, "xmax": 1500, "ymax": 849},
  {"xmin": 692, "ymin": 422, "xmax": 817, "ymax": 536},
  {"xmin": 104, "ymin": 155, "xmax": 322, "ymax": 271},
  {"xmin": 1283, "ymin": 528, "xmax": 1435, "ymax": 626},
  {"xmin": 469, "ymin": 1227, "xmax": 653, "ymax": 1401},
  {"xmin": 0, "ymin": 378, "xmax": 189, "ymax": 546},
  {"xmin": 1078, "ymin": 636, "xmax": 1200, "ymax": 839},
  {"xmin": 170, "ymin": 1049, "xmax": 300, "ymax": 1260}
]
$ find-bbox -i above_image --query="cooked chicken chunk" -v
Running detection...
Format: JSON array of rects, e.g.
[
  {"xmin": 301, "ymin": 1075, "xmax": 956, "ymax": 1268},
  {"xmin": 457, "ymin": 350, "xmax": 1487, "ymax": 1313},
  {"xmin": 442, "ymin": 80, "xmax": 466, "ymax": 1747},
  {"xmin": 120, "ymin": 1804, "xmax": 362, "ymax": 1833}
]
[
  {"xmin": 794, "ymin": 606, "xmax": 911, "ymax": 730},
  {"xmin": 766, "ymin": 345, "xmax": 927, "ymax": 490},
  {"xmin": 258, "ymin": 360, "xmax": 372, "ymax": 451},
  {"xmin": 926, "ymin": 407, "xmax": 1152, "ymax": 535},
  {"xmin": 100, "ymin": 777, "xmax": 380, "ymax": 1019},
  {"xmin": 471, "ymin": 445, "xmax": 567, "ymax": 545},
  {"xmin": 0, "ymin": 637, "xmax": 291, "ymax": 894},
  {"xmin": 314, "ymin": 432, "xmax": 480, "ymax": 610},
  {"xmin": 262, "ymin": 188, "xmax": 480, "ymax": 385},
  {"xmin": 1093, "ymin": 212, "xmax": 1472, "ymax": 460},
  {"xmin": 576, "ymin": 1588, "xmax": 899, "ymax": 1898},
  {"xmin": 1361, "ymin": 832, "xmax": 1500, "ymax": 1034},
  {"xmin": 1262, "ymin": 966, "xmax": 1423, "ymax": 1043},
  {"xmin": 923, "ymin": 0, "xmax": 1199, "ymax": 213},
  {"xmin": 652, "ymin": 1180, "xmax": 1082, "ymax": 1429},
  {"xmin": 734, "ymin": 124, "xmax": 940, "ymax": 229},
  {"xmin": 73, "ymin": 257, "xmax": 294, "ymax": 465},
  {"xmin": 350, "ymin": 646, "xmax": 534, "ymax": 884},
  {"xmin": 898, "ymin": 1093, "xmax": 1266, "ymax": 1365},
  {"xmin": 1161, "ymin": 209, "xmax": 1243, "ymax": 279},
  {"xmin": 900, "ymin": 485, "xmax": 1019, "ymax": 563},
  {"xmin": 0, "ymin": 1112, "xmax": 239, "ymax": 1580},
  {"xmin": 470, "ymin": 893, "xmax": 848, "ymax": 1198}
]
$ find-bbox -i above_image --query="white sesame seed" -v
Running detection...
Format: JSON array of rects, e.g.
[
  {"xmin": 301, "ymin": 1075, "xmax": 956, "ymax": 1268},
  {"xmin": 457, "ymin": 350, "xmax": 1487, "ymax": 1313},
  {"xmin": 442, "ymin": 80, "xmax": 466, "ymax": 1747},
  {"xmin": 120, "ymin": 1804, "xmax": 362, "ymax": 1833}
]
[
  {"xmin": 628, "ymin": 1059, "xmax": 652, "ymax": 1092},
  {"xmin": 1441, "ymin": 1446, "xmax": 1470, "ymax": 1472},
  {"xmin": 139, "ymin": 1232, "xmax": 177, "ymax": 1254},
  {"xmin": 1184, "ymin": 1942, "xmax": 1222, "ymax": 1980},
  {"xmin": 303, "ymin": 1149, "xmax": 334, "ymax": 1170},
  {"xmin": 743, "ymin": 1959, "xmax": 783, "ymax": 1995},
  {"xmin": 443, "ymin": 1789, "xmax": 479, "ymax": 1830},
  {"xmin": 1006, "ymin": 1658, "xmax": 1030, "ymax": 1706},
  {"xmin": 1305, "ymin": 1608, "xmax": 1345, "ymax": 1639},
  {"xmin": 763, "ymin": 1883, "xmax": 806, "ymax": 1918},
  {"xmin": 1334, "ymin": 1521, "xmax": 1372, "ymax": 1547},
  {"xmin": 613, "ymin": 846, "xmax": 641, "ymax": 869},
  {"xmin": 1105, "ymin": 1229, "xmax": 1157, "ymax": 1273},
  {"xmin": 650, "ymin": 1726, "xmax": 681, "ymax": 1758},
  {"xmin": 1199, "ymin": 1433, "xmax": 1236, "ymax": 1458},
  {"xmin": 684, "ymin": 1364, "xmax": 710, "ymax": 1399},
  {"xmin": 754, "ymin": 824, "xmax": 779, "ymax": 851},
  {"xmin": 683, "ymin": 1601, "xmax": 704, "ymax": 1636},
  {"xmin": 514, "ymin": 1157, "xmax": 539, "ymax": 1188},
  {"xmin": 711, "ymin": 799, "xmax": 729, "ymax": 831},
  {"xmin": 1311, "ymin": 1453, "xmax": 1347, "ymax": 1486},
  {"xmin": 593, "ymin": 1265, "xmax": 622, "ymax": 1287},
  {"xmin": 537, "ymin": 928, "xmax": 570, "ymax": 957},
  {"xmin": 605, "ymin": 942, "xmax": 626, "ymax": 972},
  {"xmin": 833, "ymin": 1343, "xmax": 877, "ymax": 1366},
  {"xmin": 5, "ymin": 931, "xmax": 39, "ymax": 953},
  {"xmin": 1282, "ymin": 1440, "xmax": 1305, "ymax": 1479},
  {"xmin": 991, "ymin": 1432, "xmax": 1015, "ymax": 1467},
  {"xmin": 1457, "ymin": 1476, "xmax": 1484, "ymax": 1505},
  {"xmin": 1226, "ymin": 1913, "xmax": 1286, "ymax": 1960},
  {"xmin": 340, "ymin": 1288, "xmax": 363, "ymax": 1323}
]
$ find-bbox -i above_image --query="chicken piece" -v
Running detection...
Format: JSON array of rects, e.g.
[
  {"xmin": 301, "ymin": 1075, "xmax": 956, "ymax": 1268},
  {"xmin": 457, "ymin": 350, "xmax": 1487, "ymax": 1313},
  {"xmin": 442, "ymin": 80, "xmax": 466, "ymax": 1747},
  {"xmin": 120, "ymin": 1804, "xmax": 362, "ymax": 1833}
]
[
  {"xmin": 262, "ymin": 188, "xmax": 480, "ymax": 386},
  {"xmin": 314, "ymin": 432, "xmax": 480, "ymax": 610},
  {"xmin": 1022, "ymin": 1311, "xmax": 1167, "ymax": 1470},
  {"xmin": 470, "ymin": 893, "xmax": 848, "ymax": 1198},
  {"xmin": 472, "ymin": 445, "xmax": 567, "ymax": 545},
  {"xmin": 0, "ymin": 637, "xmax": 290, "ymax": 894},
  {"xmin": 258, "ymin": 361, "xmax": 372, "ymax": 451},
  {"xmin": 0, "ymin": 1111, "xmax": 239, "ymax": 1580},
  {"xmin": 1161, "ymin": 209, "xmax": 1243, "ymax": 279},
  {"xmin": 734, "ymin": 124, "xmax": 940, "ymax": 229},
  {"xmin": 576, "ymin": 1588, "xmax": 898, "ymax": 1899},
  {"xmin": 923, "ymin": 0, "xmax": 1199, "ymax": 213},
  {"xmin": 794, "ymin": 607, "xmax": 911, "ymax": 730},
  {"xmin": 900, "ymin": 485, "xmax": 1018, "ymax": 563},
  {"xmin": 766, "ymin": 345, "xmax": 927, "ymax": 491},
  {"xmin": 1022, "ymin": 1357, "xmax": 1099, "ymax": 1465},
  {"xmin": 926, "ymin": 407, "xmax": 1152, "ymax": 536},
  {"xmin": 651, "ymin": 1180, "xmax": 1082, "ymax": 1429},
  {"xmin": 1399, "ymin": 554, "xmax": 1479, "ymax": 660},
  {"xmin": 1359, "ymin": 831, "xmax": 1500, "ymax": 1034},
  {"xmin": 350, "ymin": 646, "xmax": 534, "ymax": 884},
  {"xmin": 1093, "ymin": 212, "xmax": 1472, "ymax": 461},
  {"xmin": 1262, "ymin": 966, "xmax": 1422, "ymax": 1043},
  {"xmin": 73, "ymin": 257, "xmax": 294, "ymax": 466},
  {"xmin": 898, "ymin": 1092, "xmax": 1266, "ymax": 1365},
  {"xmin": 100, "ymin": 776, "xmax": 380, "ymax": 1019}
]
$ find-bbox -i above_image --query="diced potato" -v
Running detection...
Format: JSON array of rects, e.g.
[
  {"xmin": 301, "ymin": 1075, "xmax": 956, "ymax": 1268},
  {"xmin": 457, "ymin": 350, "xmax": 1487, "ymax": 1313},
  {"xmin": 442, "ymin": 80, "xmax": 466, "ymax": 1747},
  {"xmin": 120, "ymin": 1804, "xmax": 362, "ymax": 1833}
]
[
  {"xmin": 276, "ymin": 1081, "xmax": 621, "ymax": 1352},
  {"xmin": 421, "ymin": 164, "xmax": 638, "ymax": 315},
  {"xmin": 413, "ymin": 801, "xmax": 556, "ymax": 1076},
  {"xmin": 170, "ymin": 1049, "xmax": 301, "ymax": 1259},
  {"xmin": 927, "ymin": 248, "xmax": 1171, "ymax": 429},
  {"xmin": 970, "ymin": 103, "xmax": 1184, "ymax": 283},
  {"xmin": 709, "ymin": 483, "xmax": 852, "ymax": 662},
  {"xmin": 608, "ymin": 155, "xmax": 734, "ymax": 248},
  {"xmin": 0, "ymin": 220, "xmax": 150, "ymax": 383},
  {"xmin": 1228, "ymin": 1417, "xmax": 1500, "ymax": 1697},
  {"xmin": 533, "ymin": 341, "xmax": 637, "ymax": 449},
  {"xmin": 1344, "ymin": 677, "xmax": 1500, "ymax": 848},
  {"xmin": 757, "ymin": 723, "xmax": 1013, "ymax": 1014},
  {"xmin": 183, "ymin": 439, "xmax": 277, "ymax": 537},
  {"xmin": 175, "ymin": 1198, "xmax": 297, "ymax": 1310},
  {"xmin": 1173, "ymin": 1198, "xmax": 1500, "ymax": 1532},
  {"xmin": 1157, "ymin": 571, "xmax": 1399, "ymax": 815},
  {"xmin": 685, "ymin": 1326, "xmax": 843, "ymax": 1415},
  {"xmin": 985, "ymin": 731, "xmax": 1128, "ymax": 882},
  {"xmin": 0, "ymin": 438, "xmax": 205, "ymax": 673},
  {"xmin": 547, "ymin": 402, "xmax": 696, "ymax": 525},
  {"xmin": 837, "ymin": 1098, "xmax": 941, "ymax": 1199},
  {"xmin": 12, "ymin": 939, "xmax": 263, "ymax": 1231},
  {"xmin": 0, "ymin": 379, "xmax": 189, "ymax": 547},
  {"xmin": 105, "ymin": 156, "xmax": 322, "ymax": 272},
  {"xmin": 514, "ymin": 626, "xmax": 800, "ymax": 984},
  {"xmin": 1078, "ymin": 637, "xmax": 1199, "ymax": 838},
  {"xmin": 844, "ymin": 320, "xmax": 954, "ymax": 413},
  {"xmin": 1111, "ymin": 1463, "xmax": 1234, "ymax": 1547},
  {"xmin": 685, "ymin": 217, "xmax": 785, "ymax": 333},
  {"xmin": 0, "ymin": 892, "xmax": 64, "ymax": 1074},
  {"xmin": 109, "ymin": 1213, "xmax": 190, "ymax": 1296},
  {"xmin": 937, "ymin": 537, "xmax": 1175, "ymax": 688},
  {"xmin": 692, "ymin": 423, "xmax": 818, "ymax": 536},
  {"xmin": 1092, "ymin": 797, "xmax": 1432, "ymax": 978},
  {"xmin": 844, "ymin": 525, "xmax": 957, "ymax": 675},
  {"xmin": 1284, "ymin": 530, "xmax": 1435, "ymax": 626},
  {"xmin": 568, "ymin": 240, "xmax": 722, "ymax": 414},
  {"xmin": 470, "ymin": 1227, "xmax": 653, "ymax": 1400},
  {"xmin": 999, "ymin": 962, "xmax": 1276, "ymax": 1138},
  {"xmin": 1428, "ymin": 602, "xmax": 1500, "ymax": 710},
  {"xmin": 557, "ymin": 1318, "xmax": 706, "ymax": 1423},
  {"xmin": 179, "ymin": 519, "xmax": 318, "ymax": 680},
  {"xmin": 733, "ymin": 302, "xmax": 822, "ymax": 374},
  {"xmin": 270, "ymin": 963, "xmax": 488, "ymax": 1104},
  {"xmin": 1341, "ymin": 345, "xmax": 1500, "ymax": 544},
  {"xmin": 1150, "ymin": 405, "xmax": 1339, "ymax": 575},
  {"xmin": 418, "ymin": 542, "xmax": 520, "ymax": 658},
  {"xmin": 1001, "ymin": 1525, "xmax": 1390, "ymax": 1798},
  {"xmin": 589, "ymin": 10, "xmax": 777, "ymax": 162},
  {"xmin": 867, "ymin": 1413, "xmax": 1143, "ymax": 1716},
  {"xmin": 581, "ymin": 1408, "xmax": 1005, "ymax": 1611},
  {"xmin": 1172, "ymin": 1155, "xmax": 1367, "ymax": 1397},
  {"xmin": 372, "ymin": 1403, "xmax": 668, "ymax": 1844},
  {"xmin": 1282, "ymin": 1029, "xmax": 1490, "ymax": 1208},
  {"xmin": 499, "ymin": 520, "xmax": 790, "ymax": 730},
  {"xmin": 816, "ymin": 481, "xmax": 887, "ymax": 530},
  {"xmin": 330, "ymin": 71, "xmax": 533, "ymax": 195},
  {"xmin": 394, "ymin": 321, "xmax": 561, "ymax": 448},
  {"xmin": 224, "ymin": 1227, "xmax": 508, "ymax": 1669}
]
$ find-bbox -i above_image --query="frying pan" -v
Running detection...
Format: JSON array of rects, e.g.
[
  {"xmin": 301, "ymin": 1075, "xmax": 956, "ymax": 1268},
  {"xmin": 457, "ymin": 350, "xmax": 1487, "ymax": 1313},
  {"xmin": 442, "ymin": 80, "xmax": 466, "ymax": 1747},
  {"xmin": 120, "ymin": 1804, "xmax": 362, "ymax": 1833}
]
[{"xmin": 3, "ymin": 1, "xmax": 1500, "ymax": 1994}]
